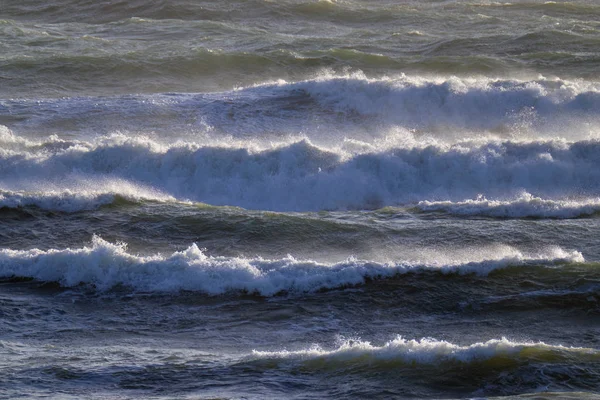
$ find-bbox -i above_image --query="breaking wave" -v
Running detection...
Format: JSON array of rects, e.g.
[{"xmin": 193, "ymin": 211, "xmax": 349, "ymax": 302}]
[
  {"xmin": 5, "ymin": 129, "xmax": 600, "ymax": 211},
  {"xmin": 0, "ymin": 237, "xmax": 583, "ymax": 295}
]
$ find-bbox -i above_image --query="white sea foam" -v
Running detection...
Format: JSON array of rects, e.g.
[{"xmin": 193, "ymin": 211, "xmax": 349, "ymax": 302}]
[
  {"xmin": 251, "ymin": 336, "xmax": 600, "ymax": 365},
  {"xmin": 417, "ymin": 193, "xmax": 600, "ymax": 218},
  {"xmin": 0, "ymin": 237, "xmax": 583, "ymax": 295}
]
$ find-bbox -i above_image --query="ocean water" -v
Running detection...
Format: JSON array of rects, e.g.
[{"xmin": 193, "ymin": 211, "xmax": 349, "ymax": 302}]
[{"xmin": 1, "ymin": 0, "xmax": 600, "ymax": 398}]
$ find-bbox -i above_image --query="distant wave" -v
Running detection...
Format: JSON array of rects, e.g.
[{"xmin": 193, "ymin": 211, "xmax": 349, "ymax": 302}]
[
  {"xmin": 0, "ymin": 236, "xmax": 583, "ymax": 295},
  {"xmin": 251, "ymin": 336, "xmax": 600, "ymax": 366}
]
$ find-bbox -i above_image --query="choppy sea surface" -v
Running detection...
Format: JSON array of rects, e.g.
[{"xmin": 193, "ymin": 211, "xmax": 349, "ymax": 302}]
[{"xmin": 1, "ymin": 1, "xmax": 600, "ymax": 398}]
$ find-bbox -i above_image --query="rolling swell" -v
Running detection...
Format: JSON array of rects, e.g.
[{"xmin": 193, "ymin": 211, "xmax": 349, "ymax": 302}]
[{"xmin": 0, "ymin": 236, "xmax": 583, "ymax": 295}]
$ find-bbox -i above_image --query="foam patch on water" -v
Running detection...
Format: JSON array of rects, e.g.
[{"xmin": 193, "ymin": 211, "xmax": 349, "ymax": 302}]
[
  {"xmin": 0, "ymin": 237, "xmax": 583, "ymax": 295},
  {"xmin": 251, "ymin": 336, "xmax": 600, "ymax": 365}
]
